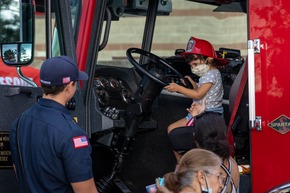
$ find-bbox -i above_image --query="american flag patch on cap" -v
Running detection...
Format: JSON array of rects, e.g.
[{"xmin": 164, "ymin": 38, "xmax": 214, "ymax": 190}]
[
  {"xmin": 63, "ymin": 77, "xmax": 71, "ymax": 84},
  {"xmin": 73, "ymin": 136, "xmax": 89, "ymax": 148}
]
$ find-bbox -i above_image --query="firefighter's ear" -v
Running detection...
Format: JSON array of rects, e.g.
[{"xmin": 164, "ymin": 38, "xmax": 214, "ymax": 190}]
[
  {"xmin": 70, "ymin": 81, "xmax": 77, "ymax": 87},
  {"xmin": 64, "ymin": 81, "xmax": 75, "ymax": 93}
]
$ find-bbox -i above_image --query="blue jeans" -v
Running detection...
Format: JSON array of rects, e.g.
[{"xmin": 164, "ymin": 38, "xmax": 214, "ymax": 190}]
[{"xmin": 186, "ymin": 106, "xmax": 224, "ymax": 121}]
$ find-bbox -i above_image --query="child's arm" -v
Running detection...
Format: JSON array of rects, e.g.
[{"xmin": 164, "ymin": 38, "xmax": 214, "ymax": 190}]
[
  {"xmin": 187, "ymin": 98, "xmax": 206, "ymax": 117},
  {"xmin": 164, "ymin": 82, "xmax": 212, "ymax": 99},
  {"xmin": 184, "ymin": 75, "xmax": 198, "ymax": 89}
]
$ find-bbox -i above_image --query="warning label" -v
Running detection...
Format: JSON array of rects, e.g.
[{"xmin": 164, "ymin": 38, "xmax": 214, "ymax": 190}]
[{"xmin": 0, "ymin": 132, "xmax": 13, "ymax": 168}]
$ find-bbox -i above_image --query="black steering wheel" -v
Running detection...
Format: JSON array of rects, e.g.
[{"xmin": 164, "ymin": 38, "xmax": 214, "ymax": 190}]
[{"xmin": 126, "ymin": 47, "xmax": 192, "ymax": 88}]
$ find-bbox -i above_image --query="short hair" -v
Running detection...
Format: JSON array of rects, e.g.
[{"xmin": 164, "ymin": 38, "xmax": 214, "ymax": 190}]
[
  {"xmin": 41, "ymin": 81, "xmax": 76, "ymax": 95},
  {"xmin": 184, "ymin": 54, "xmax": 208, "ymax": 63},
  {"xmin": 184, "ymin": 54, "xmax": 218, "ymax": 67}
]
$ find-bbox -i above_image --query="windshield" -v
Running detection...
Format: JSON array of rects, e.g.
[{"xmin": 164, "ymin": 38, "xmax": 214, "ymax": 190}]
[
  {"xmin": 97, "ymin": 0, "xmax": 247, "ymax": 67},
  {"xmin": 0, "ymin": 0, "xmax": 247, "ymax": 86},
  {"xmin": 34, "ymin": 0, "xmax": 81, "ymax": 68},
  {"xmin": 16, "ymin": 0, "xmax": 249, "ymax": 70}
]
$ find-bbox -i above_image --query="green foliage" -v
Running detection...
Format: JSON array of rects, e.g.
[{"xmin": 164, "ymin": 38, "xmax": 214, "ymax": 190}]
[
  {"xmin": 3, "ymin": 49, "xmax": 16, "ymax": 62},
  {"xmin": 0, "ymin": 0, "xmax": 20, "ymax": 43}
]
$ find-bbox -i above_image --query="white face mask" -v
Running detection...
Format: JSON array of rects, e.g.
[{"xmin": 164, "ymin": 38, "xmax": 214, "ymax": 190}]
[
  {"xmin": 201, "ymin": 187, "xmax": 212, "ymax": 193},
  {"xmin": 191, "ymin": 64, "xmax": 210, "ymax": 77}
]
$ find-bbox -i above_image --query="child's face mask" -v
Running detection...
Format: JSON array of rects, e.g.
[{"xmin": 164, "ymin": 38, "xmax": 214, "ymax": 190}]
[{"xmin": 191, "ymin": 64, "xmax": 210, "ymax": 77}]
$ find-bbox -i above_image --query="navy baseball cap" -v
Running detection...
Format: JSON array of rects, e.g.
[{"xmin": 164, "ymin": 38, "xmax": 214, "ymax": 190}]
[{"xmin": 40, "ymin": 56, "xmax": 88, "ymax": 86}]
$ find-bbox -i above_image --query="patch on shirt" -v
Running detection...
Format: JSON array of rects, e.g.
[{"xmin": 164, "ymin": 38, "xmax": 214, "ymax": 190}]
[{"xmin": 73, "ymin": 136, "xmax": 88, "ymax": 148}]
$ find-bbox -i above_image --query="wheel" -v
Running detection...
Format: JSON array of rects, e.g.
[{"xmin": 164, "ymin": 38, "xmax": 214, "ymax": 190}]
[{"xmin": 126, "ymin": 48, "xmax": 191, "ymax": 88}]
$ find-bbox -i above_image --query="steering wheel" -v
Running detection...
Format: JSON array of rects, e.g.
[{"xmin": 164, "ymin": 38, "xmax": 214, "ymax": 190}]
[{"xmin": 126, "ymin": 47, "xmax": 192, "ymax": 88}]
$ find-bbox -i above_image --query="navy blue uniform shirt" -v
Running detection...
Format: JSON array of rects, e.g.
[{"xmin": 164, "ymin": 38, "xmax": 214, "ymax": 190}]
[{"xmin": 10, "ymin": 98, "xmax": 93, "ymax": 193}]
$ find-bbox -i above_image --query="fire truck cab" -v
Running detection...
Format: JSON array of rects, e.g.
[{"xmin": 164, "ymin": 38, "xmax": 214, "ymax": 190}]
[{"xmin": 0, "ymin": 0, "xmax": 290, "ymax": 193}]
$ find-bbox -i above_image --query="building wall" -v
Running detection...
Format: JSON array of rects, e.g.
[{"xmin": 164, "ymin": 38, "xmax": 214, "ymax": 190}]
[
  {"xmin": 98, "ymin": 0, "xmax": 247, "ymax": 62},
  {"xmin": 33, "ymin": 0, "xmax": 247, "ymax": 67}
]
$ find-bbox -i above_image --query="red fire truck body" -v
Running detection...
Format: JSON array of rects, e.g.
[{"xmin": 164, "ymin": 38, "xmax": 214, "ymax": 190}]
[
  {"xmin": 249, "ymin": 0, "xmax": 290, "ymax": 192},
  {"xmin": 0, "ymin": 0, "xmax": 290, "ymax": 193}
]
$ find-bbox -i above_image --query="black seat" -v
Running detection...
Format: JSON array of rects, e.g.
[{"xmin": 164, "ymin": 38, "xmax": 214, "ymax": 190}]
[{"xmin": 168, "ymin": 126, "xmax": 197, "ymax": 154}]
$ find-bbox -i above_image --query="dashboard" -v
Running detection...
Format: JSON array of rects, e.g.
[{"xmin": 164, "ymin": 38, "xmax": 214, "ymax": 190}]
[
  {"xmin": 93, "ymin": 58, "xmax": 195, "ymax": 120},
  {"xmin": 94, "ymin": 75, "xmax": 134, "ymax": 107},
  {"xmin": 93, "ymin": 66, "xmax": 140, "ymax": 121}
]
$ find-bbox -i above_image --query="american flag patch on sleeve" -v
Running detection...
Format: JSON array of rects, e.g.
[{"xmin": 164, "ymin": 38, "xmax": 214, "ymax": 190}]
[{"xmin": 73, "ymin": 136, "xmax": 89, "ymax": 148}]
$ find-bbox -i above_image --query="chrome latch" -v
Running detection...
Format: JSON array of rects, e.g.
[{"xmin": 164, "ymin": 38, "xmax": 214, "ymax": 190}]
[
  {"xmin": 253, "ymin": 39, "xmax": 260, "ymax": 53},
  {"xmin": 255, "ymin": 116, "xmax": 262, "ymax": 131}
]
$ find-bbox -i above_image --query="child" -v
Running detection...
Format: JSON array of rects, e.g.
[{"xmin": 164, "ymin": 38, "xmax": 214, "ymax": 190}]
[
  {"xmin": 165, "ymin": 36, "xmax": 228, "ymax": 161},
  {"xmin": 165, "ymin": 36, "xmax": 228, "ymax": 132}
]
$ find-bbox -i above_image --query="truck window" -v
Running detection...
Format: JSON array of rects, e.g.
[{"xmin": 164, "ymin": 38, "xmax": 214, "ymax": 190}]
[
  {"xmin": 152, "ymin": 1, "xmax": 247, "ymax": 57},
  {"xmin": 98, "ymin": 17, "xmax": 146, "ymax": 68},
  {"xmin": 97, "ymin": 1, "xmax": 247, "ymax": 68}
]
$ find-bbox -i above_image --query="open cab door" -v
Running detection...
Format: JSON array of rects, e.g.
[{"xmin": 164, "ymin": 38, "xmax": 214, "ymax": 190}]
[
  {"xmin": 0, "ymin": 0, "xmax": 42, "ymax": 166},
  {"xmin": 0, "ymin": 1, "xmax": 90, "ymax": 192}
]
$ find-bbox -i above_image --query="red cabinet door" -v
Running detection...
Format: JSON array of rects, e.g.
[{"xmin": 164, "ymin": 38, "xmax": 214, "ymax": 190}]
[{"xmin": 249, "ymin": 0, "xmax": 290, "ymax": 192}]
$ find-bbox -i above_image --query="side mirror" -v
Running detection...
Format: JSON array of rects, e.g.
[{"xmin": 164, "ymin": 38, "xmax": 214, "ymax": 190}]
[
  {"xmin": 0, "ymin": 0, "xmax": 34, "ymax": 66},
  {"xmin": 1, "ymin": 43, "xmax": 33, "ymax": 66}
]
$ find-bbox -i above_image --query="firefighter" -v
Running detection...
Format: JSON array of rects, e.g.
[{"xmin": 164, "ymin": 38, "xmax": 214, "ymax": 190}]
[{"xmin": 9, "ymin": 56, "xmax": 98, "ymax": 193}]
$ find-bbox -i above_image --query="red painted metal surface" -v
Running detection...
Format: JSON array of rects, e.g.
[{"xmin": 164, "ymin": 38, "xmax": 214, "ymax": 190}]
[
  {"xmin": 76, "ymin": 0, "xmax": 96, "ymax": 71},
  {"xmin": 249, "ymin": 0, "xmax": 290, "ymax": 192}
]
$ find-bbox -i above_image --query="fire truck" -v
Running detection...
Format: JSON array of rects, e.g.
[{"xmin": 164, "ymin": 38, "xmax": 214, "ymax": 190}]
[{"xmin": 0, "ymin": 0, "xmax": 289, "ymax": 192}]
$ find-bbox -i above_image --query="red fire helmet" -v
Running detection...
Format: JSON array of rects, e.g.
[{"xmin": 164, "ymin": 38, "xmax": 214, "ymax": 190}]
[{"xmin": 181, "ymin": 36, "xmax": 228, "ymax": 66}]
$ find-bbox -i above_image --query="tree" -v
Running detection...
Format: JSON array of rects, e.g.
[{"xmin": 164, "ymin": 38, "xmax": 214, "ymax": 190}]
[
  {"xmin": 0, "ymin": 0, "xmax": 20, "ymax": 42},
  {"xmin": 3, "ymin": 49, "xmax": 16, "ymax": 62}
]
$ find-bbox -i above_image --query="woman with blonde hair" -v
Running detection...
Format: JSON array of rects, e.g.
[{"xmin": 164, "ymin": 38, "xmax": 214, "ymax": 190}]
[{"xmin": 156, "ymin": 148, "xmax": 225, "ymax": 193}]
